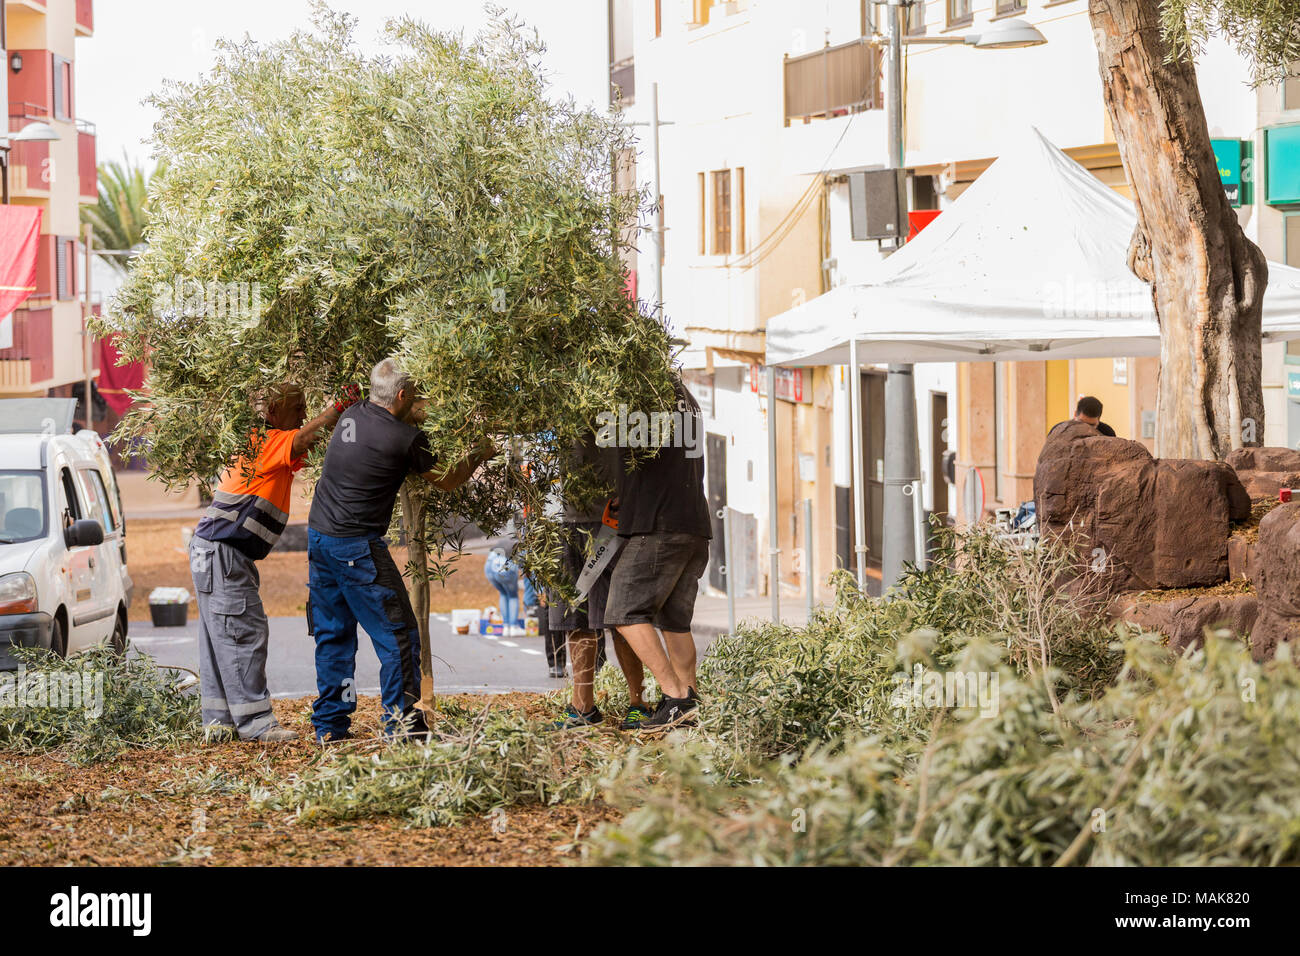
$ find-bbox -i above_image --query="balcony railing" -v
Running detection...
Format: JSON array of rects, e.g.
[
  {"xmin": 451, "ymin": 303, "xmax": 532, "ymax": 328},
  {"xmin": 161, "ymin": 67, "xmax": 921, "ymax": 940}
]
[
  {"xmin": 7, "ymin": 112, "xmax": 52, "ymax": 197},
  {"xmin": 0, "ymin": 309, "xmax": 54, "ymax": 385},
  {"xmin": 783, "ymin": 37, "xmax": 881, "ymax": 126},
  {"xmin": 77, "ymin": 119, "xmax": 97, "ymax": 201},
  {"xmin": 75, "ymin": 0, "xmax": 94, "ymax": 36}
]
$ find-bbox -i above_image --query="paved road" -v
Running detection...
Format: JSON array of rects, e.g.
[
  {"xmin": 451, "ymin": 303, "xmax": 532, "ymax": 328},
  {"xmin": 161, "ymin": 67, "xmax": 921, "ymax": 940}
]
[{"xmin": 129, "ymin": 612, "xmax": 722, "ymax": 699}]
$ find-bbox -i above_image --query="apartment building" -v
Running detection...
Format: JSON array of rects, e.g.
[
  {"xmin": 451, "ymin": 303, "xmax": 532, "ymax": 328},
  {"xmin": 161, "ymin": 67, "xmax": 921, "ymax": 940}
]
[
  {"xmin": 0, "ymin": 0, "xmax": 97, "ymax": 418},
  {"xmin": 616, "ymin": 0, "xmax": 1293, "ymax": 599},
  {"xmin": 613, "ymin": 0, "xmax": 837, "ymax": 600}
]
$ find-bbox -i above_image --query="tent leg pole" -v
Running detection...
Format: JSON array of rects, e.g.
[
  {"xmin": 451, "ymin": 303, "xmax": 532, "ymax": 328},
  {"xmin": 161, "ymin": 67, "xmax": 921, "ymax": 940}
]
[
  {"xmin": 767, "ymin": 364, "xmax": 780, "ymax": 622},
  {"xmin": 849, "ymin": 342, "xmax": 868, "ymax": 593},
  {"xmin": 911, "ymin": 478, "xmax": 927, "ymax": 573},
  {"xmin": 721, "ymin": 506, "xmax": 736, "ymax": 636}
]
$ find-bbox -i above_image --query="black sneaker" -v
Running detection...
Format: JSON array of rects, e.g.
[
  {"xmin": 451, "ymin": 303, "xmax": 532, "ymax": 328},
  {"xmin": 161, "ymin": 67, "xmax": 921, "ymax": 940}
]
[
  {"xmin": 637, "ymin": 693, "xmax": 698, "ymax": 731},
  {"xmin": 618, "ymin": 701, "xmax": 654, "ymax": 731},
  {"xmin": 547, "ymin": 704, "xmax": 603, "ymax": 731}
]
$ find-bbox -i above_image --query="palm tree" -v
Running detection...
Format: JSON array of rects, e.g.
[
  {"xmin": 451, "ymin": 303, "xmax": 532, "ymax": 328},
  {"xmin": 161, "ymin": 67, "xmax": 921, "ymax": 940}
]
[{"xmin": 80, "ymin": 155, "xmax": 162, "ymax": 275}]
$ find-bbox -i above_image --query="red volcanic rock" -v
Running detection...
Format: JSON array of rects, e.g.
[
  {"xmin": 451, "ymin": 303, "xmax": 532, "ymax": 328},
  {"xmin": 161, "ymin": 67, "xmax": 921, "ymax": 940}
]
[
  {"xmin": 1034, "ymin": 423, "xmax": 1247, "ymax": 590},
  {"xmin": 1226, "ymin": 446, "xmax": 1300, "ymax": 502},
  {"xmin": 1115, "ymin": 591, "xmax": 1258, "ymax": 653},
  {"xmin": 1250, "ymin": 502, "xmax": 1300, "ymax": 660}
]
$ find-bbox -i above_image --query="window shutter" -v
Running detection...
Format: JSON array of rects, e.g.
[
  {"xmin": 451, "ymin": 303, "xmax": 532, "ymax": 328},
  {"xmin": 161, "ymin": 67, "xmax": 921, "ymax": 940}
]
[{"xmin": 56, "ymin": 238, "xmax": 67, "ymax": 299}]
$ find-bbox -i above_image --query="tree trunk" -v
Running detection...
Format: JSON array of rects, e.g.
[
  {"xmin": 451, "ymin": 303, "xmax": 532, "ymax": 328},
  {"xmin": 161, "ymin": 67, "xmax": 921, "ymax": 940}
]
[
  {"xmin": 400, "ymin": 482, "xmax": 436, "ymax": 719},
  {"xmin": 1089, "ymin": 0, "xmax": 1268, "ymax": 460}
]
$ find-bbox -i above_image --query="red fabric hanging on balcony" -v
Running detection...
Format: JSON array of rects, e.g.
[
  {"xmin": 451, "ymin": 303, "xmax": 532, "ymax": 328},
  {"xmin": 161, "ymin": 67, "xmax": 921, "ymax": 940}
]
[
  {"xmin": 96, "ymin": 334, "xmax": 145, "ymax": 415},
  {"xmin": 0, "ymin": 205, "xmax": 43, "ymax": 316}
]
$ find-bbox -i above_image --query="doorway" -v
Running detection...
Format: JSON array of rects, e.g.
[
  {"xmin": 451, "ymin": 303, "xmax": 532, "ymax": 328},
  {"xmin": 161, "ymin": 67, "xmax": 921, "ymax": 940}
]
[
  {"xmin": 706, "ymin": 432, "xmax": 727, "ymax": 591},
  {"xmin": 859, "ymin": 371, "xmax": 885, "ymax": 565}
]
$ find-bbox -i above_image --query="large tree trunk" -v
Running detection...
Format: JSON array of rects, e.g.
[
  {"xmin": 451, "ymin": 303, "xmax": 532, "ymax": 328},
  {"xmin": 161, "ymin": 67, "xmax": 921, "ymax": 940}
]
[
  {"xmin": 400, "ymin": 482, "xmax": 436, "ymax": 721},
  {"xmin": 1089, "ymin": 0, "xmax": 1268, "ymax": 460}
]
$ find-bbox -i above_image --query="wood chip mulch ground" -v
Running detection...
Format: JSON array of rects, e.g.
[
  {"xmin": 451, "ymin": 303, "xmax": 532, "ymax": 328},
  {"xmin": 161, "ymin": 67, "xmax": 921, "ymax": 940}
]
[{"xmin": 0, "ymin": 694, "xmax": 619, "ymax": 867}]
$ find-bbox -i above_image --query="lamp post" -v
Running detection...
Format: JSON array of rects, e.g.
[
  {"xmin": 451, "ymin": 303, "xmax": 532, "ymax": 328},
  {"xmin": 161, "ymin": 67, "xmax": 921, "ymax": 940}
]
[{"xmin": 870, "ymin": 2, "xmax": 1046, "ymax": 590}]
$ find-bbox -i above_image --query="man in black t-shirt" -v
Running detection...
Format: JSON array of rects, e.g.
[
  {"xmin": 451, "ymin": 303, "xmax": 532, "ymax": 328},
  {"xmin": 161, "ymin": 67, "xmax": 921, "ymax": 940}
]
[
  {"xmin": 307, "ymin": 357, "xmax": 492, "ymax": 742},
  {"xmin": 603, "ymin": 377, "xmax": 712, "ymax": 730}
]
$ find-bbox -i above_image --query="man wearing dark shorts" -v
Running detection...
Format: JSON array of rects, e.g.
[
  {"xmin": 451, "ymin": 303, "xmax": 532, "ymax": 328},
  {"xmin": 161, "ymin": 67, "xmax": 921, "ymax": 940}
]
[
  {"xmin": 547, "ymin": 437, "xmax": 650, "ymax": 731},
  {"xmin": 604, "ymin": 377, "xmax": 711, "ymax": 730}
]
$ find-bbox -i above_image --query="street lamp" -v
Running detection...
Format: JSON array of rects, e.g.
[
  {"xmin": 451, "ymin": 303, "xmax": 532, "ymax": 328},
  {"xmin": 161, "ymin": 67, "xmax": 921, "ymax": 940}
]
[
  {"xmin": 871, "ymin": 1, "xmax": 1046, "ymax": 591},
  {"xmin": 0, "ymin": 121, "xmax": 63, "ymax": 204}
]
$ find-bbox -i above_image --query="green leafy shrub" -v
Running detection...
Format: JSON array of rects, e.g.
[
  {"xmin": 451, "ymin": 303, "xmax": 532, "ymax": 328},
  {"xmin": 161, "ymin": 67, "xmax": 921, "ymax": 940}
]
[
  {"xmin": 586, "ymin": 634, "xmax": 1300, "ymax": 866},
  {"xmin": 0, "ymin": 646, "xmax": 199, "ymax": 765},
  {"xmin": 266, "ymin": 698, "xmax": 632, "ymax": 826}
]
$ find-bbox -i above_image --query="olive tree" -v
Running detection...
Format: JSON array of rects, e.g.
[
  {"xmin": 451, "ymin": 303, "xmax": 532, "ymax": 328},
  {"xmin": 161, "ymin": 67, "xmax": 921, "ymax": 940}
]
[
  {"xmin": 98, "ymin": 6, "xmax": 675, "ymax": 680},
  {"xmin": 1089, "ymin": 0, "xmax": 1300, "ymax": 459}
]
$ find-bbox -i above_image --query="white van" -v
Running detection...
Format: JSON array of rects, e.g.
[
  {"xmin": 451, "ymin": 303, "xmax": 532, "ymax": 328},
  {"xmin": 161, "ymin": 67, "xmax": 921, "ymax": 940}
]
[{"xmin": 0, "ymin": 398, "xmax": 133, "ymax": 669}]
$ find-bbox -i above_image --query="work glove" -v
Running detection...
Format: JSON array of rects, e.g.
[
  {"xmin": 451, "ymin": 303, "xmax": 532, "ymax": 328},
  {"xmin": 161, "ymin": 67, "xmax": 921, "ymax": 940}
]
[{"xmin": 333, "ymin": 384, "xmax": 362, "ymax": 413}]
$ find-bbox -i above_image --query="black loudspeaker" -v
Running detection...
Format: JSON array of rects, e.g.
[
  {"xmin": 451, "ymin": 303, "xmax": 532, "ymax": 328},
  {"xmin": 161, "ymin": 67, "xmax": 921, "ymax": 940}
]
[{"xmin": 848, "ymin": 168, "xmax": 908, "ymax": 242}]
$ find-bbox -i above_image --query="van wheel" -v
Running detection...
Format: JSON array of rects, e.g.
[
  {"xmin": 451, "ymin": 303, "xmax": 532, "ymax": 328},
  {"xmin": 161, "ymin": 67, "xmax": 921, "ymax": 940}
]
[
  {"xmin": 109, "ymin": 614, "xmax": 127, "ymax": 657},
  {"xmin": 49, "ymin": 617, "xmax": 67, "ymax": 658}
]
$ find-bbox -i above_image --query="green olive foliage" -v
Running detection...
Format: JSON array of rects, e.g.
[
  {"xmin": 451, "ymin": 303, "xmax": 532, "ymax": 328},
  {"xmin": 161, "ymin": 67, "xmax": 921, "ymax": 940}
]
[{"xmin": 97, "ymin": 5, "xmax": 675, "ymax": 583}]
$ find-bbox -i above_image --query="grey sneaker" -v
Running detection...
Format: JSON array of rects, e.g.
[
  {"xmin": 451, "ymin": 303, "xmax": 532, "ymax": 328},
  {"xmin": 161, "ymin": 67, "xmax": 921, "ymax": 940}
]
[{"xmin": 253, "ymin": 726, "xmax": 300, "ymax": 743}]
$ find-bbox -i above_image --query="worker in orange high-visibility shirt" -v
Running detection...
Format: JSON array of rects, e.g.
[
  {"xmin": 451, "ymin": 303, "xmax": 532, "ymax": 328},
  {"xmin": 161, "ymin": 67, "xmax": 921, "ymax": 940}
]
[{"xmin": 189, "ymin": 382, "xmax": 356, "ymax": 743}]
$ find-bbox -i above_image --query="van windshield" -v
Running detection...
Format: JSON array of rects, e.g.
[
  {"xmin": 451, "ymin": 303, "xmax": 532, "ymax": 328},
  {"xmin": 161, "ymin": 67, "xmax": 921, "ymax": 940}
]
[{"xmin": 0, "ymin": 471, "xmax": 47, "ymax": 544}]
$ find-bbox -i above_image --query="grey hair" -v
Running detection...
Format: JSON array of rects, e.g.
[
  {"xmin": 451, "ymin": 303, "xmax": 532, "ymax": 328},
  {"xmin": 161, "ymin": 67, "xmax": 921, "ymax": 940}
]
[{"xmin": 370, "ymin": 357, "xmax": 412, "ymax": 409}]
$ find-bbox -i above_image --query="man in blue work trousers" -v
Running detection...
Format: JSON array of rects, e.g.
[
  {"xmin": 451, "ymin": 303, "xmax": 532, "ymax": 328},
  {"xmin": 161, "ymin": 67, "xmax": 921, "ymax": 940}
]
[{"xmin": 307, "ymin": 357, "xmax": 493, "ymax": 742}]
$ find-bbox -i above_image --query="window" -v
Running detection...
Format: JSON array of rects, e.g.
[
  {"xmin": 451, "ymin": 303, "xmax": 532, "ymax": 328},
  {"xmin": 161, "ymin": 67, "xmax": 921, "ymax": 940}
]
[
  {"xmin": 52, "ymin": 54, "xmax": 73, "ymax": 121},
  {"xmin": 58, "ymin": 467, "xmax": 83, "ymax": 530},
  {"xmin": 79, "ymin": 469, "xmax": 117, "ymax": 534},
  {"xmin": 711, "ymin": 169, "xmax": 732, "ymax": 255},
  {"xmin": 947, "ymin": 0, "xmax": 973, "ymax": 28},
  {"xmin": 905, "ymin": 1, "xmax": 926, "ymax": 36},
  {"xmin": 56, "ymin": 238, "xmax": 76, "ymax": 300},
  {"xmin": 655, "ymin": 0, "xmax": 662, "ymax": 37},
  {"xmin": 692, "ymin": 0, "xmax": 714, "ymax": 26},
  {"xmin": 995, "ymin": 0, "xmax": 1026, "ymax": 14},
  {"xmin": 0, "ymin": 471, "xmax": 47, "ymax": 544},
  {"xmin": 698, "ymin": 172, "xmax": 706, "ymax": 254},
  {"xmin": 735, "ymin": 167, "xmax": 746, "ymax": 254}
]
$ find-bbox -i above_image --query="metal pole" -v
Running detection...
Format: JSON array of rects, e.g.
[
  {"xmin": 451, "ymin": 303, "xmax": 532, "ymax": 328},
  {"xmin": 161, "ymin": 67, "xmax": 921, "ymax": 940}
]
[
  {"xmin": 886, "ymin": 1, "xmax": 905, "ymax": 169},
  {"xmin": 803, "ymin": 497, "xmax": 814, "ymax": 618},
  {"xmin": 882, "ymin": 0, "xmax": 920, "ymax": 589},
  {"xmin": 721, "ymin": 506, "xmax": 736, "ymax": 636},
  {"xmin": 910, "ymin": 478, "xmax": 926, "ymax": 572},
  {"xmin": 848, "ymin": 339, "xmax": 868, "ymax": 592},
  {"xmin": 647, "ymin": 81, "xmax": 664, "ymax": 313},
  {"xmin": 82, "ymin": 222, "xmax": 94, "ymax": 435},
  {"xmin": 766, "ymin": 364, "xmax": 780, "ymax": 621}
]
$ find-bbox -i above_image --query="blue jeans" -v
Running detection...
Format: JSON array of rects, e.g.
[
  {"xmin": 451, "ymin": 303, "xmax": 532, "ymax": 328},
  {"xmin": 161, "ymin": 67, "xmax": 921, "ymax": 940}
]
[
  {"xmin": 484, "ymin": 560, "xmax": 521, "ymax": 627},
  {"xmin": 307, "ymin": 529, "xmax": 425, "ymax": 738}
]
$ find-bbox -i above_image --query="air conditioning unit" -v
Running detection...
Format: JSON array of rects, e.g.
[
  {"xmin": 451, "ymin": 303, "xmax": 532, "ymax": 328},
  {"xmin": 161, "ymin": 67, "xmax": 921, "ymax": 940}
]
[{"xmin": 848, "ymin": 168, "xmax": 908, "ymax": 242}]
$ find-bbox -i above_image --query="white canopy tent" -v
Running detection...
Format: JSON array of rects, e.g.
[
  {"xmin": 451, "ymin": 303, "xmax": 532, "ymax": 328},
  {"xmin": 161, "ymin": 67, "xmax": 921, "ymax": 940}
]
[{"xmin": 762, "ymin": 126, "xmax": 1300, "ymax": 597}]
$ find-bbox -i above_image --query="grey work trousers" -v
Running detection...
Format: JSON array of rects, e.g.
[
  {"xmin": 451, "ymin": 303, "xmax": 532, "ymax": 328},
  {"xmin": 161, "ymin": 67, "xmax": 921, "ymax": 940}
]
[{"xmin": 189, "ymin": 537, "xmax": 279, "ymax": 739}]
